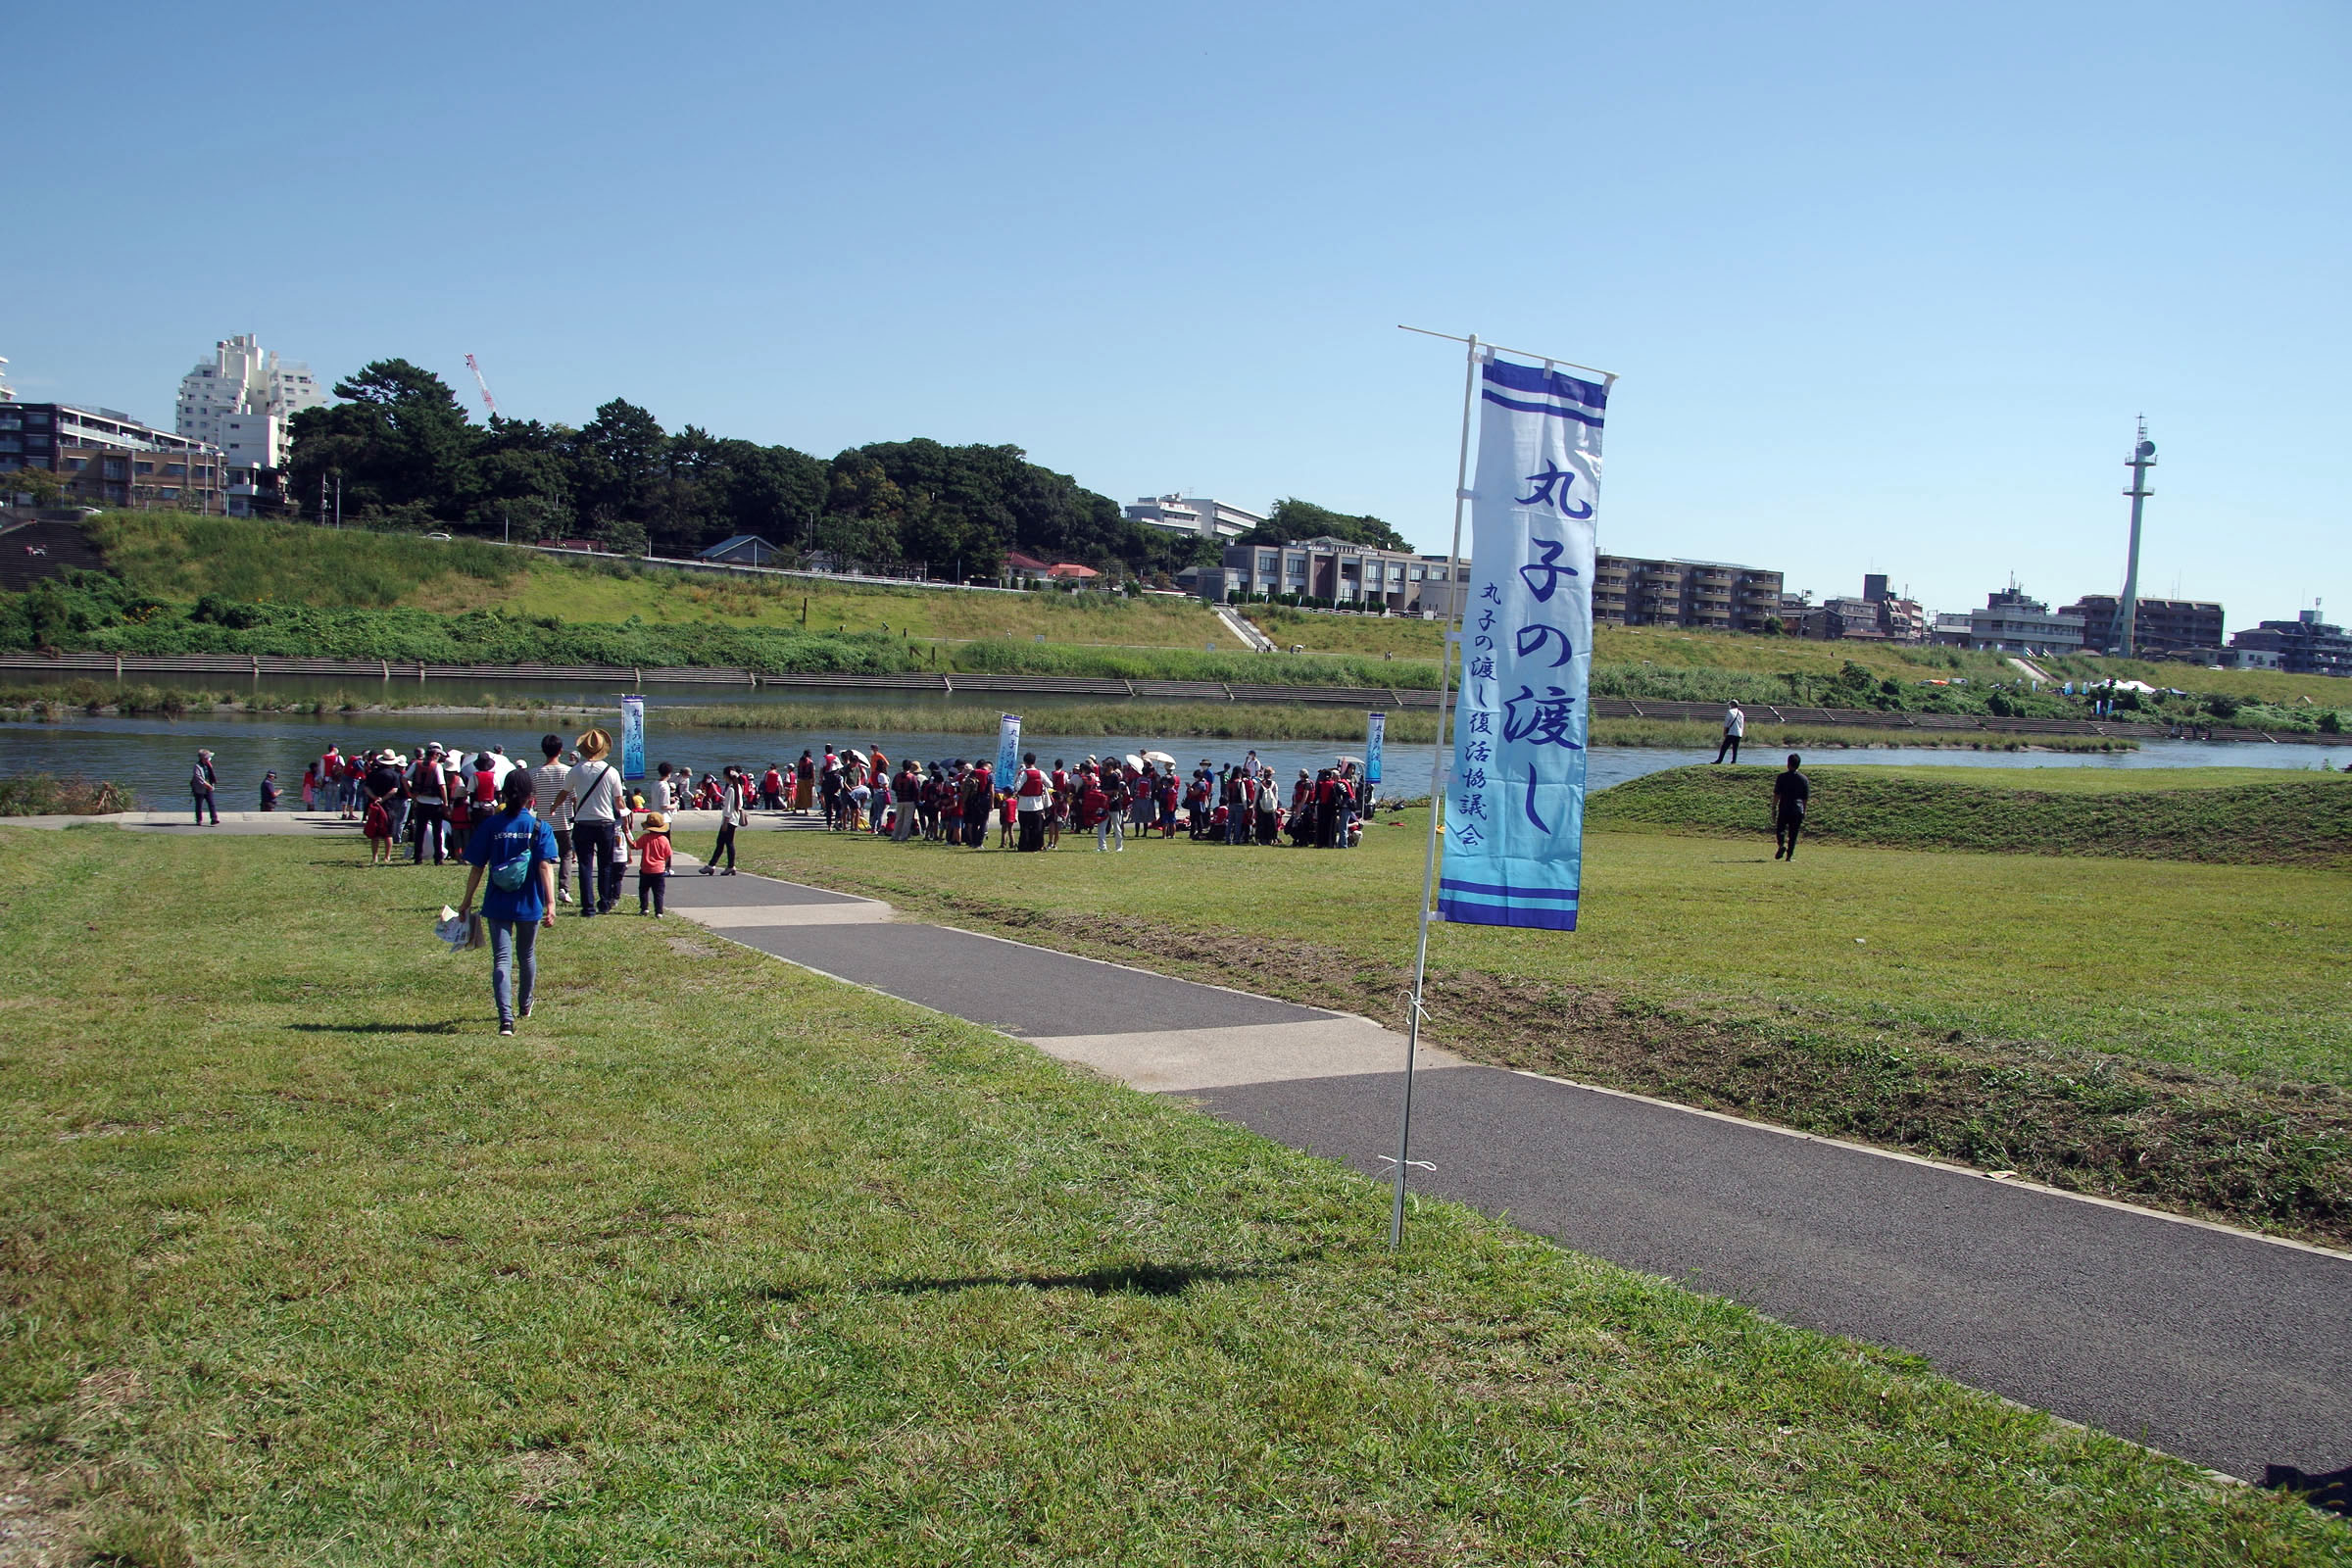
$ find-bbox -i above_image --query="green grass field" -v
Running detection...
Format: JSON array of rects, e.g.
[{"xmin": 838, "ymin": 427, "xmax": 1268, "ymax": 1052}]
[
  {"xmin": 1592, "ymin": 763, "xmax": 2352, "ymax": 864},
  {"xmin": 735, "ymin": 793, "xmax": 2352, "ymax": 1241},
  {"xmin": 7, "ymin": 830, "xmax": 2336, "ymax": 1563}
]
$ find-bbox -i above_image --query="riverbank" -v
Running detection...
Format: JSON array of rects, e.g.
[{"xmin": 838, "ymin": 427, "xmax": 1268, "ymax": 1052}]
[{"xmin": 0, "ymin": 684, "xmax": 2159, "ymax": 753}]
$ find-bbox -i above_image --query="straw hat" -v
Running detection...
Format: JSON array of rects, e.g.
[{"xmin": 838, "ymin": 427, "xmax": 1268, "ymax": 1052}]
[
  {"xmin": 644, "ymin": 811, "xmax": 668, "ymax": 832},
  {"xmin": 575, "ymin": 727, "xmax": 612, "ymax": 760}
]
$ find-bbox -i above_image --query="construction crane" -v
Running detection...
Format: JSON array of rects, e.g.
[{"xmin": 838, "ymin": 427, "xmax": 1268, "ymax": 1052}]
[{"xmin": 465, "ymin": 354, "xmax": 499, "ymax": 420}]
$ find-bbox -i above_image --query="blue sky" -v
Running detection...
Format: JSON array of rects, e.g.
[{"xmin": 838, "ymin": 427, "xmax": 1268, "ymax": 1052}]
[{"xmin": 8, "ymin": 1, "xmax": 2345, "ymax": 623}]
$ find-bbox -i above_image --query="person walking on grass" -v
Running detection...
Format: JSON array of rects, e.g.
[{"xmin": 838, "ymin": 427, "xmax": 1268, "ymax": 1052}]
[
  {"xmin": 457, "ymin": 769, "xmax": 560, "ymax": 1038},
  {"xmin": 1773, "ymin": 753, "xmax": 1811, "ymax": 860},
  {"xmin": 702, "ymin": 766, "xmax": 748, "ymax": 875},
  {"xmin": 550, "ymin": 728, "xmax": 623, "ymax": 914},
  {"xmin": 529, "ymin": 734, "xmax": 576, "ymax": 906},
  {"xmin": 634, "ymin": 810, "xmax": 673, "ymax": 915},
  {"xmin": 1714, "ymin": 702, "xmax": 1746, "ymax": 764}
]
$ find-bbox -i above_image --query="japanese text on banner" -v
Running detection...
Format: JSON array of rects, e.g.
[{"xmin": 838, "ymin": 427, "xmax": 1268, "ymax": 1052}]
[{"xmin": 1436, "ymin": 355, "xmax": 1606, "ymax": 931}]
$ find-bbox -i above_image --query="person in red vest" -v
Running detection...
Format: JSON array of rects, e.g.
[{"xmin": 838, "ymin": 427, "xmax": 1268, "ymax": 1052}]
[
  {"xmin": 1014, "ymin": 752, "xmax": 1051, "ymax": 852},
  {"xmin": 760, "ymin": 763, "xmax": 784, "ymax": 810}
]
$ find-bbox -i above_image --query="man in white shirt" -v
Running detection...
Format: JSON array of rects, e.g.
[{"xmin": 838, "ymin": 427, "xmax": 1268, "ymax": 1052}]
[
  {"xmin": 1714, "ymin": 703, "xmax": 1746, "ymax": 764},
  {"xmin": 529, "ymin": 734, "xmax": 576, "ymax": 905}
]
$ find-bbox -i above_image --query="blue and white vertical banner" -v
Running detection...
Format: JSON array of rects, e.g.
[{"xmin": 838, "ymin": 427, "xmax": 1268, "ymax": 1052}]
[
  {"xmin": 619, "ymin": 695, "xmax": 647, "ymax": 782},
  {"xmin": 1437, "ymin": 353, "xmax": 1606, "ymax": 931},
  {"xmin": 995, "ymin": 713, "xmax": 1022, "ymax": 780},
  {"xmin": 1364, "ymin": 711, "xmax": 1386, "ymax": 783}
]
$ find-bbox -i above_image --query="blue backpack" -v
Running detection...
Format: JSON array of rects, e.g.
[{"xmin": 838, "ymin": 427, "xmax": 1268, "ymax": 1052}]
[{"xmin": 488, "ymin": 811, "xmax": 539, "ymax": 892}]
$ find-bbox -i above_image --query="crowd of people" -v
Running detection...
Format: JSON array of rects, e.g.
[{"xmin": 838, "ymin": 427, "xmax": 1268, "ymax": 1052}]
[{"xmin": 764, "ymin": 744, "xmax": 1375, "ymax": 854}]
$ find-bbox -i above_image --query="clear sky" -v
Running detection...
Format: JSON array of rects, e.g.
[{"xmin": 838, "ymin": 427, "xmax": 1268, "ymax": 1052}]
[{"xmin": 9, "ymin": 1, "xmax": 2345, "ymax": 623}]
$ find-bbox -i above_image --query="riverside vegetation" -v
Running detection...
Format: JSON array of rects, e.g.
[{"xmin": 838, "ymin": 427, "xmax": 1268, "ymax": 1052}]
[
  {"xmin": 8, "ymin": 514, "xmax": 2349, "ymax": 730},
  {"xmin": 0, "ymin": 827, "xmax": 2341, "ymax": 1563},
  {"xmin": 739, "ymin": 766, "xmax": 2352, "ymax": 1248}
]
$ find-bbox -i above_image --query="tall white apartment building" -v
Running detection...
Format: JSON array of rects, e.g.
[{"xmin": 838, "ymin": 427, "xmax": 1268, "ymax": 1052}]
[
  {"xmin": 1123, "ymin": 493, "xmax": 1266, "ymax": 542},
  {"xmin": 174, "ymin": 334, "xmax": 325, "ymax": 469}
]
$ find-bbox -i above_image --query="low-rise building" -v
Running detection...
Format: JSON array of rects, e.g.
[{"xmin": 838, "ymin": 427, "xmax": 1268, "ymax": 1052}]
[
  {"xmin": 2230, "ymin": 612, "xmax": 2352, "ymax": 676},
  {"xmin": 1125, "ymin": 494, "xmax": 1265, "ymax": 542},
  {"xmin": 1208, "ymin": 535, "xmax": 1466, "ymax": 613},
  {"xmin": 2060, "ymin": 594, "xmax": 2225, "ymax": 655},
  {"xmin": 1965, "ymin": 585, "xmax": 2085, "ymax": 654},
  {"xmin": 0, "ymin": 402, "xmax": 224, "ymax": 512},
  {"xmin": 1591, "ymin": 556, "xmax": 1784, "ymax": 632},
  {"xmin": 1799, "ymin": 578, "xmax": 1926, "ymax": 642},
  {"xmin": 699, "ymin": 534, "xmax": 785, "ymax": 566},
  {"xmin": 1929, "ymin": 612, "xmax": 1974, "ymax": 647}
]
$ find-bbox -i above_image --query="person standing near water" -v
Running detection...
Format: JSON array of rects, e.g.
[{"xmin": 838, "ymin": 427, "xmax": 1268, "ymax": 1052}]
[
  {"xmin": 1772, "ymin": 753, "xmax": 1811, "ymax": 860},
  {"xmin": 1714, "ymin": 703, "xmax": 1746, "ymax": 764},
  {"xmin": 702, "ymin": 765, "xmax": 747, "ymax": 874},
  {"xmin": 189, "ymin": 749, "xmax": 220, "ymax": 825},
  {"xmin": 456, "ymin": 769, "xmax": 560, "ymax": 1037}
]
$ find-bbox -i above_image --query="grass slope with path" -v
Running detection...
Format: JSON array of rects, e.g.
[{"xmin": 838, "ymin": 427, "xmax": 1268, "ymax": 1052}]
[
  {"xmin": 734, "ymin": 790, "xmax": 2352, "ymax": 1246},
  {"xmin": 3, "ymin": 831, "xmax": 2336, "ymax": 1562},
  {"xmin": 1593, "ymin": 763, "xmax": 2352, "ymax": 866}
]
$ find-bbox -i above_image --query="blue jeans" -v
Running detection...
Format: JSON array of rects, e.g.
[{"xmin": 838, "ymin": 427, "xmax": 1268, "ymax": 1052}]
[{"xmin": 489, "ymin": 919, "xmax": 539, "ymax": 1027}]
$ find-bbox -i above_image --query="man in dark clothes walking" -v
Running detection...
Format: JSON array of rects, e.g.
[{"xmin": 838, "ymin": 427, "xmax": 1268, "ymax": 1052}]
[{"xmin": 1773, "ymin": 753, "xmax": 1810, "ymax": 860}]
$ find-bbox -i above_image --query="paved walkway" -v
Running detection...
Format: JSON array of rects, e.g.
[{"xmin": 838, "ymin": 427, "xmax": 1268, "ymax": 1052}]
[{"xmin": 649, "ymin": 865, "xmax": 2352, "ymax": 1487}]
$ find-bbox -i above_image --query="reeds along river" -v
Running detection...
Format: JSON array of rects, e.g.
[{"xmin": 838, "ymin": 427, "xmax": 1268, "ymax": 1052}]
[{"xmin": 4, "ymin": 686, "xmax": 2345, "ymax": 809}]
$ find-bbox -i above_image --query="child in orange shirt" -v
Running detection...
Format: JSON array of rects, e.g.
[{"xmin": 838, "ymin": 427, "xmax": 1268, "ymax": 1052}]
[{"xmin": 633, "ymin": 810, "xmax": 673, "ymax": 916}]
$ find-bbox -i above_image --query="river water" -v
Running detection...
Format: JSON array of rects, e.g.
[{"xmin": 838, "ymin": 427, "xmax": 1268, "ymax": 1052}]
[{"xmin": 4, "ymin": 700, "xmax": 2343, "ymax": 808}]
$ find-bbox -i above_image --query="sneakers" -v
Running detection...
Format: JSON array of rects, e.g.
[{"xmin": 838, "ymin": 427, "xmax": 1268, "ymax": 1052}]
[
  {"xmin": 519, "ymin": 1004, "xmax": 533, "ymax": 1019},
  {"xmin": 498, "ymin": 1022, "xmax": 514, "ymax": 1037},
  {"xmin": 557, "ymin": 889, "xmax": 572, "ymax": 905}
]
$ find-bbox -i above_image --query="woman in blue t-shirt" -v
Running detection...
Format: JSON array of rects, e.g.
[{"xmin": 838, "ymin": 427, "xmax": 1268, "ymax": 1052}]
[{"xmin": 457, "ymin": 770, "xmax": 560, "ymax": 1037}]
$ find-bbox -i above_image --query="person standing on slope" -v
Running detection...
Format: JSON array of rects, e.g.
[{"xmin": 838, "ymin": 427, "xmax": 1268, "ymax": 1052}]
[{"xmin": 1714, "ymin": 702, "xmax": 1746, "ymax": 764}]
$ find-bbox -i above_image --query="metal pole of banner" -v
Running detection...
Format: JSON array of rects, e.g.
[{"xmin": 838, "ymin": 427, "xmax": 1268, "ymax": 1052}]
[{"xmin": 1387, "ymin": 328, "xmax": 1481, "ymax": 1249}]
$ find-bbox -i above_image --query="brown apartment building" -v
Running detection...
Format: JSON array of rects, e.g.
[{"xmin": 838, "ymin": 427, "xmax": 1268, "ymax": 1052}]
[
  {"xmin": 1591, "ymin": 556, "xmax": 1784, "ymax": 632},
  {"xmin": 0, "ymin": 403, "xmax": 225, "ymax": 513},
  {"xmin": 2060, "ymin": 594, "xmax": 2224, "ymax": 655}
]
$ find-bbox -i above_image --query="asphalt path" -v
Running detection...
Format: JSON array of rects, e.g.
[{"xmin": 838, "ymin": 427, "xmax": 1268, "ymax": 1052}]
[{"xmin": 647, "ymin": 869, "xmax": 2352, "ymax": 1483}]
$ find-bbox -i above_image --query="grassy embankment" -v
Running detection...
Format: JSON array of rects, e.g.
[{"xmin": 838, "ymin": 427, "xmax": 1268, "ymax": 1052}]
[
  {"xmin": 1593, "ymin": 764, "xmax": 2352, "ymax": 865},
  {"xmin": 6, "ymin": 831, "xmax": 2337, "ymax": 1561},
  {"xmin": 27, "ymin": 515, "xmax": 2349, "ymax": 732},
  {"xmin": 737, "ymin": 767, "xmax": 2352, "ymax": 1246},
  {"xmin": 0, "ymin": 677, "xmax": 2140, "ymax": 756}
]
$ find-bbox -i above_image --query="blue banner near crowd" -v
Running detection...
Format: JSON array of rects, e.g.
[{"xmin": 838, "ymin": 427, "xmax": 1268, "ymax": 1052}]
[
  {"xmin": 1436, "ymin": 354, "xmax": 1605, "ymax": 930},
  {"xmin": 619, "ymin": 695, "xmax": 646, "ymax": 782},
  {"xmin": 995, "ymin": 713, "xmax": 1022, "ymax": 780},
  {"xmin": 1364, "ymin": 711, "xmax": 1386, "ymax": 784}
]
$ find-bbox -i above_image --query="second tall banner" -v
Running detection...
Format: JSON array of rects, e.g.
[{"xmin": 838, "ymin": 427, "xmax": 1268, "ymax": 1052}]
[{"xmin": 1435, "ymin": 354, "xmax": 1605, "ymax": 930}]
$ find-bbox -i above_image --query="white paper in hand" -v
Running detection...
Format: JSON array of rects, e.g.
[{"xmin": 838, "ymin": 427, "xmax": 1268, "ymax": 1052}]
[{"xmin": 434, "ymin": 906, "xmax": 468, "ymax": 952}]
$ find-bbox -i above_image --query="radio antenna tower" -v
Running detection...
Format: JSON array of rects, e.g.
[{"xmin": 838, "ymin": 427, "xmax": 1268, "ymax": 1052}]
[
  {"xmin": 465, "ymin": 354, "xmax": 499, "ymax": 420},
  {"xmin": 2117, "ymin": 417, "xmax": 2156, "ymax": 658}
]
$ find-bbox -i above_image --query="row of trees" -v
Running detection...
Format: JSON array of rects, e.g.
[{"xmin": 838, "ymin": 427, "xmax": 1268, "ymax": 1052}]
[{"xmin": 277, "ymin": 360, "xmax": 1407, "ymax": 581}]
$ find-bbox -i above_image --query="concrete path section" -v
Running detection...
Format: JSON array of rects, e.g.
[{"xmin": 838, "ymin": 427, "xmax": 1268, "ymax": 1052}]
[
  {"xmin": 653, "ymin": 867, "xmax": 2352, "ymax": 1487},
  {"xmin": 1190, "ymin": 1066, "xmax": 2351, "ymax": 1486}
]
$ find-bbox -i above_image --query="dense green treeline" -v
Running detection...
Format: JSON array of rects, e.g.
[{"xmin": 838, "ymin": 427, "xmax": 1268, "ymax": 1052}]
[{"xmin": 277, "ymin": 359, "xmax": 1198, "ymax": 576}]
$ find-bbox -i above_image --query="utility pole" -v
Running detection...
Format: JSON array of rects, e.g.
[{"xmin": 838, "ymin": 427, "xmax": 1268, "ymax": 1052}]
[
  {"xmin": 319, "ymin": 470, "xmax": 329, "ymax": 527},
  {"xmin": 333, "ymin": 474, "xmax": 343, "ymax": 530},
  {"xmin": 2118, "ymin": 418, "xmax": 2156, "ymax": 659}
]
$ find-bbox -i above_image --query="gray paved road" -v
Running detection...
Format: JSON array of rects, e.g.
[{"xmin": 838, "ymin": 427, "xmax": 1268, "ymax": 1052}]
[
  {"xmin": 662, "ymin": 869, "xmax": 2352, "ymax": 1484},
  {"xmin": 1190, "ymin": 1066, "xmax": 2351, "ymax": 1485}
]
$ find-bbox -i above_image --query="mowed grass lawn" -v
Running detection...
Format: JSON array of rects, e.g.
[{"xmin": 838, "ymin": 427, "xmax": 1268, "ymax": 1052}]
[
  {"xmin": 5, "ymin": 833, "xmax": 2336, "ymax": 1563},
  {"xmin": 740, "ymin": 792, "xmax": 2351, "ymax": 1089}
]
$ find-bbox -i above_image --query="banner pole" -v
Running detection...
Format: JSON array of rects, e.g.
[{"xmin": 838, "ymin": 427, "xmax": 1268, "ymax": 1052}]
[{"xmin": 1390, "ymin": 330, "xmax": 1481, "ymax": 1249}]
